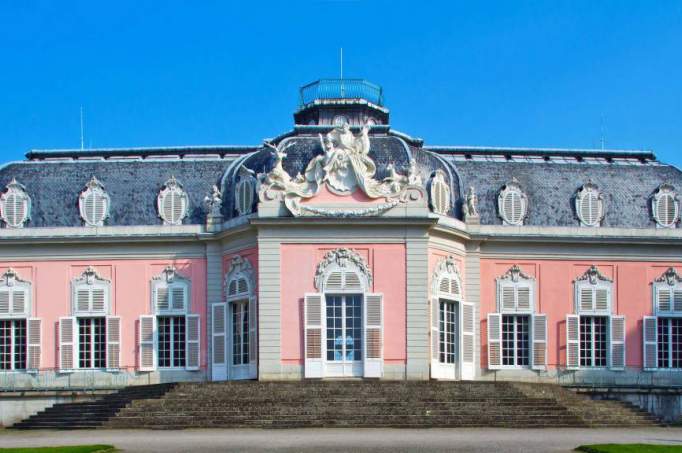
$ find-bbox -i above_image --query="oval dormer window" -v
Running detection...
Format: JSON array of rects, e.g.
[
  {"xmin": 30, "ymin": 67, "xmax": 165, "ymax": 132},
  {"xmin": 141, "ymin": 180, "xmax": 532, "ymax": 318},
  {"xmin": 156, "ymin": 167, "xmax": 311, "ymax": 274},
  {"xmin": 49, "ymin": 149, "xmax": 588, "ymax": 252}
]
[
  {"xmin": 429, "ymin": 170, "xmax": 450, "ymax": 215},
  {"xmin": 158, "ymin": 176, "xmax": 188, "ymax": 226},
  {"xmin": 498, "ymin": 179, "xmax": 527, "ymax": 226},
  {"xmin": 653, "ymin": 184, "xmax": 679, "ymax": 228},
  {"xmin": 79, "ymin": 177, "xmax": 110, "ymax": 227},
  {"xmin": 575, "ymin": 183, "xmax": 604, "ymax": 227},
  {"xmin": 0, "ymin": 179, "xmax": 31, "ymax": 229},
  {"xmin": 235, "ymin": 166, "xmax": 256, "ymax": 217}
]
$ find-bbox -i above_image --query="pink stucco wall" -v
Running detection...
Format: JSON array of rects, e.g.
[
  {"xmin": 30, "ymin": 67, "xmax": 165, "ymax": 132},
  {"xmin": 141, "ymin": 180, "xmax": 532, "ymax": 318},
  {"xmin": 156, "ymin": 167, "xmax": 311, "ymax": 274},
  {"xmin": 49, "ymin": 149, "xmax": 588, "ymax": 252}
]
[
  {"xmin": 479, "ymin": 259, "xmax": 680, "ymax": 369},
  {"xmin": 280, "ymin": 243, "xmax": 406, "ymax": 365},
  {"xmin": 0, "ymin": 259, "xmax": 207, "ymax": 371}
]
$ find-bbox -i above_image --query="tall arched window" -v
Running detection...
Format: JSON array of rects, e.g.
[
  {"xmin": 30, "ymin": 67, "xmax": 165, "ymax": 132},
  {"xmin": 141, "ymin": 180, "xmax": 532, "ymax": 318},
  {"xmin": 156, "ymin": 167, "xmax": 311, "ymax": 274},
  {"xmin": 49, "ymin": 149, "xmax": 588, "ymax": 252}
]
[
  {"xmin": 139, "ymin": 266, "xmax": 199, "ymax": 372},
  {"xmin": 0, "ymin": 268, "xmax": 39, "ymax": 371},
  {"xmin": 644, "ymin": 267, "xmax": 682, "ymax": 370},
  {"xmin": 430, "ymin": 256, "xmax": 474, "ymax": 380},
  {"xmin": 305, "ymin": 248, "xmax": 383, "ymax": 379},
  {"xmin": 60, "ymin": 267, "xmax": 118, "ymax": 371},
  {"xmin": 488, "ymin": 265, "xmax": 546, "ymax": 371},
  {"xmin": 566, "ymin": 266, "xmax": 624, "ymax": 371}
]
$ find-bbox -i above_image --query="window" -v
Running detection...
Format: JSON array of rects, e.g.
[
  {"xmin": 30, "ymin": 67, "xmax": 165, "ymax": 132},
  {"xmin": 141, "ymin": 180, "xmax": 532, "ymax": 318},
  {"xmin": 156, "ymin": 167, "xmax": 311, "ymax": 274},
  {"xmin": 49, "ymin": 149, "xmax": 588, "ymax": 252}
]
[
  {"xmin": 652, "ymin": 184, "xmax": 679, "ymax": 228},
  {"xmin": 657, "ymin": 318, "xmax": 682, "ymax": 369},
  {"xmin": 502, "ymin": 315, "xmax": 530, "ymax": 367},
  {"xmin": 0, "ymin": 179, "xmax": 31, "ymax": 228},
  {"xmin": 498, "ymin": 179, "xmax": 528, "ymax": 226},
  {"xmin": 157, "ymin": 176, "xmax": 188, "ymax": 225},
  {"xmin": 429, "ymin": 170, "xmax": 450, "ymax": 215},
  {"xmin": 235, "ymin": 166, "xmax": 256, "ymax": 216},
  {"xmin": 78, "ymin": 317, "xmax": 106, "ymax": 369},
  {"xmin": 653, "ymin": 268, "xmax": 682, "ymax": 316},
  {"xmin": 575, "ymin": 183, "xmax": 604, "ymax": 227},
  {"xmin": 79, "ymin": 177, "xmax": 110, "ymax": 227},
  {"xmin": 579, "ymin": 316, "xmax": 608, "ymax": 367},
  {"xmin": 72, "ymin": 267, "xmax": 110, "ymax": 316},
  {"xmin": 158, "ymin": 316, "xmax": 186, "ymax": 368},
  {"xmin": 439, "ymin": 300, "xmax": 457, "ymax": 364},
  {"xmin": 0, "ymin": 319, "xmax": 26, "ymax": 370},
  {"xmin": 231, "ymin": 301, "xmax": 249, "ymax": 365},
  {"xmin": 325, "ymin": 294, "xmax": 362, "ymax": 362}
]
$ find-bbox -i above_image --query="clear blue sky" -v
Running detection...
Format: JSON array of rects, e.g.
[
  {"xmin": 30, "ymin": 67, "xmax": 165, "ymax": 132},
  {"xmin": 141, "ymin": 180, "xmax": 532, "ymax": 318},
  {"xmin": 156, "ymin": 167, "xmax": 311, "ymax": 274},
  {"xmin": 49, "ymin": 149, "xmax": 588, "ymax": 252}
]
[{"xmin": 1, "ymin": 1, "xmax": 681, "ymax": 164}]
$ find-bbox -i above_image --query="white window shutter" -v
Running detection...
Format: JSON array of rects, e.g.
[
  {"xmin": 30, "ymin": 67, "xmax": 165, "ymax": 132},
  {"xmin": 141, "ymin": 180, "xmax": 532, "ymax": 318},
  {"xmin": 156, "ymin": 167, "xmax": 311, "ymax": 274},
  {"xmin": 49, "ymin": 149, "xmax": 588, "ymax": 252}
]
[
  {"xmin": 211, "ymin": 303, "xmax": 227, "ymax": 381},
  {"xmin": 674, "ymin": 289, "xmax": 682, "ymax": 312},
  {"xmin": 460, "ymin": 302, "xmax": 475, "ymax": 380},
  {"xmin": 0, "ymin": 289, "xmax": 9, "ymax": 315},
  {"xmin": 363, "ymin": 293, "xmax": 383, "ymax": 378},
  {"xmin": 531, "ymin": 314, "xmax": 547, "ymax": 370},
  {"xmin": 517, "ymin": 287, "xmax": 531, "ymax": 312},
  {"xmin": 595, "ymin": 288, "xmax": 609, "ymax": 312},
  {"xmin": 656, "ymin": 287, "xmax": 671, "ymax": 313},
  {"xmin": 59, "ymin": 317, "xmax": 76, "ymax": 371},
  {"xmin": 27, "ymin": 318, "xmax": 41, "ymax": 371},
  {"xmin": 579, "ymin": 288, "xmax": 594, "ymax": 312},
  {"xmin": 155, "ymin": 286, "xmax": 169, "ymax": 312},
  {"xmin": 643, "ymin": 316, "xmax": 658, "ymax": 370},
  {"xmin": 76, "ymin": 289, "xmax": 90, "ymax": 313},
  {"xmin": 610, "ymin": 315, "xmax": 626, "ymax": 370},
  {"xmin": 501, "ymin": 286, "xmax": 515, "ymax": 311},
  {"xmin": 566, "ymin": 314, "xmax": 580, "ymax": 370},
  {"xmin": 430, "ymin": 297, "xmax": 442, "ymax": 379},
  {"xmin": 186, "ymin": 314, "xmax": 200, "ymax": 371},
  {"xmin": 487, "ymin": 313, "xmax": 502, "ymax": 369},
  {"xmin": 171, "ymin": 286, "xmax": 186, "ymax": 311},
  {"xmin": 106, "ymin": 316, "xmax": 121, "ymax": 370},
  {"xmin": 304, "ymin": 293, "xmax": 324, "ymax": 378},
  {"xmin": 138, "ymin": 315, "xmax": 156, "ymax": 371},
  {"xmin": 248, "ymin": 296, "xmax": 258, "ymax": 379},
  {"xmin": 12, "ymin": 290, "xmax": 26, "ymax": 315}
]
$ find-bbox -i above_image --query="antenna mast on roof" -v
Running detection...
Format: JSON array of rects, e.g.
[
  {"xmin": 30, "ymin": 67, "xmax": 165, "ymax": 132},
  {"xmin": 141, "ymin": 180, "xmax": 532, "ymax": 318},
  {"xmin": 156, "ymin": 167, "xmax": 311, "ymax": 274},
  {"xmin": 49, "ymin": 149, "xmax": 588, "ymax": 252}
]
[
  {"xmin": 80, "ymin": 106, "xmax": 85, "ymax": 150},
  {"xmin": 600, "ymin": 114, "xmax": 605, "ymax": 150},
  {"xmin": 340, "ymin": 47, "xmax": 343, "ymax": 80}
]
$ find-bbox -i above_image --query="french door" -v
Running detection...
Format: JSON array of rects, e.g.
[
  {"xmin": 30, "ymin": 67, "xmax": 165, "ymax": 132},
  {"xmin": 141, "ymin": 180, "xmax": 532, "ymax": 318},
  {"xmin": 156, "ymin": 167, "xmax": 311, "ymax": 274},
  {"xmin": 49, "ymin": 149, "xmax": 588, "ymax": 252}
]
[
  {"xmin": 230, "ymin": 300, "xmax": 251, "ymax": 380},
  {"xmin": 325, "ymin": 294, "xmax": 363, "ymax": 377},
  {"xmin": 437, "ymin": 299, "xmax": 458, "ymax": 379}
]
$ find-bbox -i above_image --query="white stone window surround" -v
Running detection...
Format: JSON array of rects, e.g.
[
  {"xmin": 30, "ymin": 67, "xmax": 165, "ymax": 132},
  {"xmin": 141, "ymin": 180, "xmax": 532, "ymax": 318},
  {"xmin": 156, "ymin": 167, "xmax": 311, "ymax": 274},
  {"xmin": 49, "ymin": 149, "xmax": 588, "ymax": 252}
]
[
  {"xmin": 652, "ymin": 267, "xmax": 682, "ymax": 317},
  {"xmin": 652, "ymin": 184, "xmax": 680, "ymax": 229},
  {"xmin": 495, "ymin": 264, "xmax": 535, "ymax": 314},
  {"xmin": 71, "ymin": 266, "xmax": 111, "ymax": 316},
  {"xmin": 78, "ymin": 176, "xmax": 111, "ymax": 227},
  {"xmin": 575, "ymin": 182, "xmax": 605, "ymax": 227},
  {"xmin": 157, "ymin": 176, "xmax": 189, "ymax": 226},
  {"xmin": 573, "ymin": 265, "xmax": 612, "ymax": 315},
  {"xmin": 0, "ymin": 268, "xmax": 32, "ymax": 319},
  {"xmin": 429, "ymin": 170, "xmax": 451, "ymax": 216},
  {"xmin": 497, "ymin": 178, "xmax": 528, "ymax": 226},
  {"xmin": 0, "ymin": 179, "xmax": 31, "ymax": 229}
]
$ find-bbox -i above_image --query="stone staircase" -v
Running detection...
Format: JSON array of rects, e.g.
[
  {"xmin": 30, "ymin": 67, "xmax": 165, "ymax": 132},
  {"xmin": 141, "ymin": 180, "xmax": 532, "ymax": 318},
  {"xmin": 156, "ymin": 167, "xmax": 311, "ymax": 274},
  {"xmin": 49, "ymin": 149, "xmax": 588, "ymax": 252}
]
[
  {"xmin": 104, "ymin": 381, "xmax": 659, "ymax": 429},
  {"xmin": 11, "ymin": 383, "xmax": 175, "ymax": 430}
]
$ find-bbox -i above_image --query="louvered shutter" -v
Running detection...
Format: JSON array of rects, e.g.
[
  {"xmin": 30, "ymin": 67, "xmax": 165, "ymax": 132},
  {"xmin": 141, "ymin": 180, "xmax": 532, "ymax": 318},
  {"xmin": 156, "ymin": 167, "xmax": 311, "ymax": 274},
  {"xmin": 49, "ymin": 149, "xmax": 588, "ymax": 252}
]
[
  {"xmin": 430, "ymin": 297, "xmax": 442, "ymax": 378},
  {"xmin": 138, "ymin": 315, "xmax": 156, "ymax": 371},
  {"xmin": 162, "ymin": 193, "xmax": 175, "ymax": 223},
  {"xmin": 12, "ymin": 290, "xmax": 26, "ymax": 315},
  {"xmin": 106, "ymin": 316, "xmax": 121, "ymax": 369},
  {"xmin": 248, "ymin": 296, "xmax": 258, "ymax": 378},
  {"xmin": 531, "ymin": 314, "xmax": 547, "ymax": 370},
  {"xmin": 211, "ymin": 303, "xmax": 227, "ymax": 380},
  {"xmin": 186, "ymin": 314, "xmax": 200, "ymax": 370},
  {"xmin": 657, "ymin": 288, "xmax": 672, "ymax": 312},
  {"xmin": 0, "ymin": 289, "xmax": 10, "ymax": 315},
  {"xmin": 487, "ymin": 313, "xmax": 502, "ymax": 369},
  {"xmin": 344, "ymin": 272, "xmax": 362, "ymax": 291},
  {"xmin": 643, "ymin": 316, "xmax": 658, "ymax": 370},
  {"xmin": 363, "ymin": 293, "xmax": 383, "ymax": 378},
  {"xmin": 501, "ymin": 286, "xmax": 515, "ymax": 311},
  {"xmin": 674, "ymin": 289, "xmax": 682, "ymax": 312},
  {"xmin": 566, "ymin": 315, "xmax": 580, "ymax": 370},
  {"xmin": 517, "ymin": 287, "xmax": 531, "ymax": 311},
  {"xmin": 171, "ymin": 286, "xmax": 185, "ymax": 311},
  {"xmin": 595, "ymin": 288, "xmax": 609, "ymax": 312},
  {"xmin": 59, "ymin": 317, "xmax": 76, "ymax": 371},
  {"xmin": 326, "ymin": 272, "xmax": 343, "ymax": 291},
  {"xmin": 92, "ymin": 288, "xmax": 106, "ymax": 312},
  {"xmin": 304, "ymin": 293, "xmax": 324, "ymax": 378},
  {"xmin": 27, "ymin": 318, "xmax": 41, "ymax": 371},
  {"xmin": 155, "ymin": 286, "xmax": 169, "ymax": 311},
  {"xmin": 460, "ymin": 302, "xmax": 475, "ymax": 380},
  {"xmin": 579, "ymin": 288, "xmax": 594, "ymax": 312},
  {"xmin": 83, "ymin": 192, "xmax": 95, "ymax": 224},
  {"xmin": 610, "ymin": 315, "xmax": 626, "ymax": 370},
  {"xmin": 76, "ymin": 289, "xmax": 90, "ymax": 312}
]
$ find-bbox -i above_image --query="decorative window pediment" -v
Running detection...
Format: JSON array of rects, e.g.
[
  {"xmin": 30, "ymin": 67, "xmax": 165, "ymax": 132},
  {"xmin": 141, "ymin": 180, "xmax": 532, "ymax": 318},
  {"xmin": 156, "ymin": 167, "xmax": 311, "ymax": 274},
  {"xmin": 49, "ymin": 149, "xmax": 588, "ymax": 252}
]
[
  {"xmin": 79, "ymin": 177, "xmax": 111, "ymax": 227},
  {"xmin": 498, "ymin": 178, "xmax": 528, "ymax": 226},
  {"xmin": 575, "ymin": 183, "xmax": 604, "ymax": 227},
  {"xmin": 652, "ymin": 184, "xmax": 679, "ymax": 229},
  {"xmin": 235, "ymin": 166, "xmax": 256, "ymax": 216},
  {"xmin": 574, "ymin": 265, "xmax": 612, "ymax": 314},
  {"xmin": 71, "ymin": 266, "xmax": 111, "ymax": 315},
  {"xmin": 431, "ymin": 256, "xmax": 462, "ymax": 299},
  {"xmin": 225, "ymin": 255, "xmax": 255, "ymax": 299},
  {"xmin": 0, "ymin": 179, "xmax": 31, "ymax": 229},
  {"xmin": 0, "ymin": 268, "xmax": 31, "ymax": 318},
  {"xmin": 158, "ymin": 176, "xmax": 189, "ymax": 226},
  {"xmin": 653, "ymin": 267, "xmax": 682, "ymax": 315},
  {"xmin": 151, "ymin": 266, "xmax": 190, "ymax": 314},
  {"xmin": 429, "ymin": 170, "xmax": 450, "ymax": 215},
  {"xmin": 314, "ymin": 248, "xmax": 372, "ymax": 292},
  {"xmin": 496, "ymin": 265, "xmax": 535, "ymax": 313}
]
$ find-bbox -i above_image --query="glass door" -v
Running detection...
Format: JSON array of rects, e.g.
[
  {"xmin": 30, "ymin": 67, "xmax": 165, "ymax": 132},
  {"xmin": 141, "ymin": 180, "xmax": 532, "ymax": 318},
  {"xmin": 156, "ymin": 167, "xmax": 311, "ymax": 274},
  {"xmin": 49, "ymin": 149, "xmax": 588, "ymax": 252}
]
[
  {"xmin": 438, "ymin": 299, "xmax": 458, "ymax": 379},
  {"xmin": 325, "ymin": 294, "xmax": 363, "ymax": 377}
]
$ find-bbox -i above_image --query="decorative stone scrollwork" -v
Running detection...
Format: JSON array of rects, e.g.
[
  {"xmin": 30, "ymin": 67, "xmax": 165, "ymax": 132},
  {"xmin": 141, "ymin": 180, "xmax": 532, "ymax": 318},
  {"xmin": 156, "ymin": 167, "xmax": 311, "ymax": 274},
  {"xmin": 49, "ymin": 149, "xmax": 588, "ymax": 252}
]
[
  {"xmin": 257, "ymin": 124, "xmax": 424, "ymax": 217},
  {"xmin": 499, "ymin": 264, "xmax": 534, "ymax": 283},
  {"xmin": 576, "ymin": 265, "xmax": 612, "ymax": 284},
  {"xmin": 225, "ymin": 255, "xmax": 255, "ymax": 295},
  {"xmin": 1, "ymin": 268, "xmax": 28, "ymax": 287},
  {"xmin": 153, "ymin": 265, "xmax": 188, "ymax": 284},
  {"xmin": 75, "ymin": 266, "xmax": 110, "ymax": 286},
  {"xmin": 655, "ymin": 267, "xmax": 682, "ymax": 286},
  {"xmin": 431, "ymin": 255, "xmax": 462, "ymax": 296},
  {"xmin": 314, "ymin": 248, "xmax": 372, "ymax": 291}
]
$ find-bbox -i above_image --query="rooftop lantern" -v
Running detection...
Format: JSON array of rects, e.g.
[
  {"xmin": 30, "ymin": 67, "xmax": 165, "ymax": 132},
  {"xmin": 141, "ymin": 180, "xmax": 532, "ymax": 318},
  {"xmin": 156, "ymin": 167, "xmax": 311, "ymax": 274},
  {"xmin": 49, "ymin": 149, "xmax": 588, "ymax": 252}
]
[{"xmin": 294, "ymin": 79, "xmax": 389, "ymax": 127}]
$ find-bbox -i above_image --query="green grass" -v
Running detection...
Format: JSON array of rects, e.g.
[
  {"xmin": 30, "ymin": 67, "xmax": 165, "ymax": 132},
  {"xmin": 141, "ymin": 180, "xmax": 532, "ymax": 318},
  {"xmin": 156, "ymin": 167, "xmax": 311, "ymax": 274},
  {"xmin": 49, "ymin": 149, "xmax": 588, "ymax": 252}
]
[
  {"xmin": 577, "ymin": 445, "xmax": 682, "ymax": 453},
  {"xmin": 0, "ymin": 446, "xmax": 115, "ymax": 453}
]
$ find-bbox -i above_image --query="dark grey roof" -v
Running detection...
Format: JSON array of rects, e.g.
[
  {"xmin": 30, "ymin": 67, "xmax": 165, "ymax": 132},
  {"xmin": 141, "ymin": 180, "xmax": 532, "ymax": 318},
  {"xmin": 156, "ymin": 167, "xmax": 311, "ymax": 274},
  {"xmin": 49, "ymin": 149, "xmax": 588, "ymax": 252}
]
[
  {"xmin": 450, "ymin": 158, "xmax": 682, "ymax": 228},
  {"xmin": 0, "ymin": 158, "xmax": 236, "ymax": 227}
]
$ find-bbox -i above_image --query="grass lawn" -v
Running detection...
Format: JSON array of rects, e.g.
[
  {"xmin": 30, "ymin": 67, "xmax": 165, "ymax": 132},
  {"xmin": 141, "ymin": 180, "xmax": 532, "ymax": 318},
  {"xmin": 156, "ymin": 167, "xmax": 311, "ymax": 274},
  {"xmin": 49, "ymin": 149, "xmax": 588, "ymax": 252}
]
[
  {"xmin": 0, "ymin": 446, "xmax": 114, "ymax": 453},
  {"xmin": 577, "ymin": 445, "xmax": 682, "ymax": 453}
]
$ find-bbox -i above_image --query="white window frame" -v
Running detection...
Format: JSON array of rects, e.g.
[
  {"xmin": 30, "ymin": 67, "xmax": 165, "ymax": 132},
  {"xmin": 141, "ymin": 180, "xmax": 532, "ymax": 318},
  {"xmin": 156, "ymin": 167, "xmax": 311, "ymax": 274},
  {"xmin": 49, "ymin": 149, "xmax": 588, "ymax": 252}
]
[
  {"xmin": 234, "ymin": 166, "xmax": 256, "ymax": 216},
  {"xmin": 0, "ymin": 318, "xmax": 27, "ymax": 371},
  {"xmin": 497, "ymin": 178, "xmax": 528, "ymax": 226},
  {"xmin": 579, "ymin": 315, "xmax": 609, "ymax": 368},
  {"xmin": 0, "ymin": 178, "xmax": 31, "ymax": 229},
  {"xmin": 157, "ymin": 176, "xmax": 189, "ymax": 226},
  {"xmin": 429, "ymin": 170, "xmax": 451, "ymax": 216},
  {"xmin": 224, "ymin": 255, "xmax": 257, "ymax": 380},
  {"xmin": 574, "ymin": 266, "xmax": 612, "ymax": 315},
  {"xmin": 500, "ymin": 314, "xmax": 531, "ymax": 369},
  {"xmin": 76, "ymin": 316, "xmax": 107, "ymax": 370},
  {"xmin": 652, "ymin": 184, "xmax": 680, "ymax": 229},
  {"xmin": 496, "ymin": 265, "xmax": 535, "ymax": 314},
  {"xmin": 78, "ymin": 176, "xmax": 111, "ymax": 227},
  {"xmin": 575, "ymin": 183, "xmax": 605, "ymax": 227},
  {"xmin": 0, "ymin": 268, "xmax": 32, "ymax": 319},
  {"xmin": 71, "ymin": 267, "xmax": 111, "ymax": 316},
  {"xmin": 652, "ymin": 267, "xmax": 682, "ymax": 317}
]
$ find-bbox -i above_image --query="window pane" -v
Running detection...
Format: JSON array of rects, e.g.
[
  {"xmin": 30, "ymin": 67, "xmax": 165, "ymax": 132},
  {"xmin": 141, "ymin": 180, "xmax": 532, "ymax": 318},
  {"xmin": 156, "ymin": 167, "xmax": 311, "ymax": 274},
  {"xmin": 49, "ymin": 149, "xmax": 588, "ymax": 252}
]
[
  {"xmin": 14, "ymin": 319, "xmax": 26, "ymax": 370},
  {"xmin": 326, "ymin": 296, "xmax": 343, "ymax": 361},
  {"xmin": 673, "ymin": 318, "xmax": 682, "ymax": 368},
  {"xmin": 502, "ymin": 315, "xmax": 514, "ymax": 366},
  {"xmin": 158, "ymin": 316, "xmax": 171, "ymax": 367},
  {"xmin": 79, "ymin": 318, "xmax": 92, "ymax": 368},
  {"xmin": 0, "ymin": 320, "xmax": 11, "ymax": 370},
  {"xmin": 580, "ymin": 317, "xmax": 592, "ymax": 367},
  {"xmin": 173, "ymin": 316, "xmax": 186, "ymax": 368},
  {"xmin": 516, "ymin": 315, "xmax": 529, "ymax": 366},
  {"xmin": 658, "ymin": 318, "xmax": 670, "ymax": 368},
  {"xmin": 94, "ymin": 318, "xmax": 106, "ymax": 368},
  {"xmin": 444, "ymin": 302, "xmax": 456, "ymax": 364}
]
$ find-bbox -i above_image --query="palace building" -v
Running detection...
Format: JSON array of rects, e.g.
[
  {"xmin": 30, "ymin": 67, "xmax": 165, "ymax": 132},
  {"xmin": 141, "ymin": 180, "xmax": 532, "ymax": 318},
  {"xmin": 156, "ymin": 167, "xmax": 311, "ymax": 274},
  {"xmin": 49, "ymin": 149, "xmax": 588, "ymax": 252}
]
[{"xmin": 1, "ymin": 78, "xmax": 682, "ymax": 389}]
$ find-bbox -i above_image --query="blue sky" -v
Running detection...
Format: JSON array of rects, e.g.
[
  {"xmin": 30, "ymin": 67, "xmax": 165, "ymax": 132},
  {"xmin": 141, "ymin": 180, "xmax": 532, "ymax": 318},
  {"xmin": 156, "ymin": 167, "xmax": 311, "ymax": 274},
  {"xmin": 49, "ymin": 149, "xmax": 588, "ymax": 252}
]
[{"xmin": 1, "ymin": 1, "xmax": 681, "ymax": 165}]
